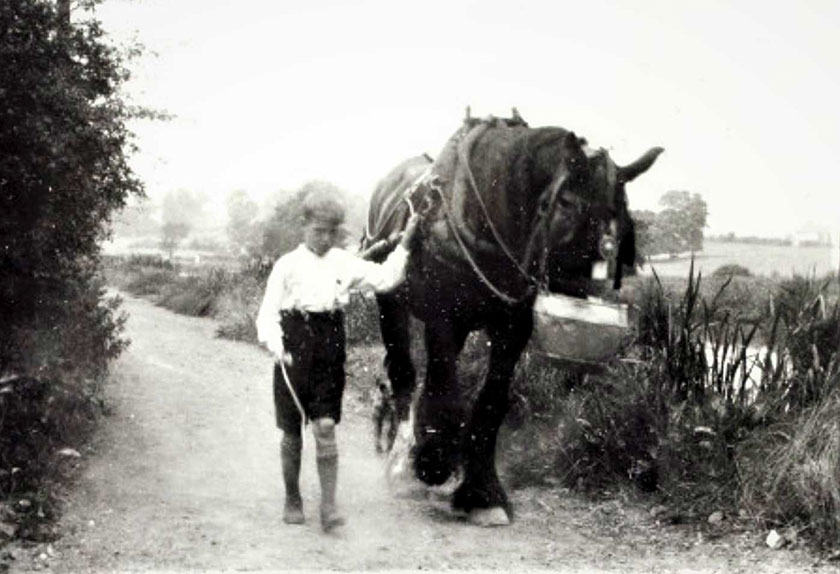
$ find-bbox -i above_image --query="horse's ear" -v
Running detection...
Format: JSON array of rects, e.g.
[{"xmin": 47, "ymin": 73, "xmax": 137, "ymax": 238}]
[{"xmin": 619, "ymin": 147, "xmax": 664, "ymax": 182}]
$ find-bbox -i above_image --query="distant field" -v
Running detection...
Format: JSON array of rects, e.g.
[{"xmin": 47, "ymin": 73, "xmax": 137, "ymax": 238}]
[
  {"xmin": 642, "ymin": 241, "xmax": 839, "ymax": 278},
  {"xmin": 103, "ymin": 235, "xmax": 838, "ymax": 280}
]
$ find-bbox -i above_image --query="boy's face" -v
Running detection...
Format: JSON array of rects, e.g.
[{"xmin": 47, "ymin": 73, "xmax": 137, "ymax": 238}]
[{"xmin": 303, "ymin": 218, "xmax": 340, "ymax": 256}]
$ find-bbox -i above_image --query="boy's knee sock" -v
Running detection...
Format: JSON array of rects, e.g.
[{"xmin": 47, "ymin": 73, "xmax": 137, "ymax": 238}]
[
  {"xmin": 316, "ymin": 452, "xmax": 339, "ymax": 508},
  {"xmin": 313, "ymin": 419, "xmax": 345, "ymax": 530},
  {"xmin": 281, "ymin": 434, "xmax": 303, "ymax": 501},
  {"xmin": 313, "ymin": 420, "xmax": 339, "ymax": 508}
]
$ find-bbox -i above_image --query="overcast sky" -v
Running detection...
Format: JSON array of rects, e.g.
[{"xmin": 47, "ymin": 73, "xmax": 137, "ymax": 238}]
[{"xmin": 95, "ymin": 0, "xmax": 840, "ymax": 237}]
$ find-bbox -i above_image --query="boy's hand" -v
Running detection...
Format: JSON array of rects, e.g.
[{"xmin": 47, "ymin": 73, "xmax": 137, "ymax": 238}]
[
  {"xmin": 400, "ymin": 213, "xmax": 421, "ymax": 250},
  {"xmin": 268, "ymin": 340, "xmax": 294, "ymax": 366},
  {"xmin": 274, "ymin": 350, "xmax": 294, "ymax": 367}
]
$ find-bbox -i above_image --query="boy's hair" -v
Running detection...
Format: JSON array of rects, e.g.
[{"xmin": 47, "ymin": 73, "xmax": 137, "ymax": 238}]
[{"xmin": 302, "ymin": 187, "xmax": 346, "ymax": 226}]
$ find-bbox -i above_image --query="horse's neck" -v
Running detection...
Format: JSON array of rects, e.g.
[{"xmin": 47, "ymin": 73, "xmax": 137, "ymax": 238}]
[{"xmin": 444, "ymin": 126, "xmax": 537, "ymax": 271}]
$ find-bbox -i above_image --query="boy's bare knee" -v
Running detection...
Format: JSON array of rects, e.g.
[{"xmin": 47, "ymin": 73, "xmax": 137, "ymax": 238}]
[
  {"xmin": 313, "ymin": 417, "xmax": 338, "ymax": 458},
  {"xmin": 313, "ymin": 417, "xmax": 336, "ymax": 439}
]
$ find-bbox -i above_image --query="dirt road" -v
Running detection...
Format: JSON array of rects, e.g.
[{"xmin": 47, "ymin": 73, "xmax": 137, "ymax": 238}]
[{"xmin": 10, "ymin": 294, "xmax": 827, "ymax": 573}]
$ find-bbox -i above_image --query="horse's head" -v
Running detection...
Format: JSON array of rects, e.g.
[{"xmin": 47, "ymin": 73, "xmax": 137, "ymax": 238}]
[{"xmin": 538, "ymin": 134, "xmax": 663, "ymax": 295}]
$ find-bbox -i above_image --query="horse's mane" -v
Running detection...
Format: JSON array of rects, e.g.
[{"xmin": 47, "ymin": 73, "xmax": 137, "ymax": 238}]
[{"xmin": 461, "ymin": 114, "xmax": 529, "ymax": 131}]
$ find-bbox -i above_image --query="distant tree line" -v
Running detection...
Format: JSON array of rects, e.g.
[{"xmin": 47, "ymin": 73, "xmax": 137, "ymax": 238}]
[
  {"xmin": 111, "ymin": 179, "xmax": 368, "ymax": 263},
  {"xmin": 118, "ymin": 185, "xmax": 711, "ymax": 266},
  {"xmin": 708, "ymin": 232, "xmax": 834, "ymax": 248},
  {"xmin": 706, "ymin": 233, "xmax": 793, "ymax": 246}
]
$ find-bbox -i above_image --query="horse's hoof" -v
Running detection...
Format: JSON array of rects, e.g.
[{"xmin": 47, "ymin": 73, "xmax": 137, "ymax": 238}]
[
  {"xmin": 468, "ymin": 507, "xmax": 510, "ymax": 527},
  {"xmin": 413, "ymin": 433, "xmax": 460, "ymax": 487},
  {"xmin": 427, "ymin": 466, "xmax": 464, "ymax": 499},
  {"xmin": 385, "ymin": 423, "xmax": 414, "ymax": 478},
  {"xmin": 386, "ymin": 451, "xmax": 411, "ymax": 484},
  {"xmin": 385, "ymin": 424, "xmax": 426, "ymax": 499},
  {"xmin": 386, "ymin": 465, "xmax": 426, "ymax": 500}
]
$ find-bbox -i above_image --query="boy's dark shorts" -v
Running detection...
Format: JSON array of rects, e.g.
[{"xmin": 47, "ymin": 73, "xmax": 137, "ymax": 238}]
[{"xmin": 273, "ymin": 309, "xmax": 346, "ymax": 435}]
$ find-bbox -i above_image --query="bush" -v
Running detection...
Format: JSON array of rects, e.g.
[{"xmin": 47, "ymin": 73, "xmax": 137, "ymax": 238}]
[
  {"xmin": 1, "ymin": 0, "xmax": 142, "ymax": 535},
  {"xmin": 214, "ymin": 269, "xmax": 263, "ymax": 342},
  {"xmin": 504, "ymin": 355, "xmax": 746, "ymax": 508},
  {"xmin": 125, "ymin": 254, "xmax": 174, "ymax": 270},
  {"xmin": 713, "ymin": 264, "xmax": 752, "ymax": 278},
  {"xmin": 503, "ymin": 359, "xmax": 661, "ymax": 492},
  {"xmin": 124, "ymin": 268, "xmax": 179, "ymax": 297},
  {"xmin": 738, "ymin": 386, "xmax": 840, "ymax": 548},
  {"xmin": 156, "ymin": 268, "xmax": 234, "ymax": 318},
  {"xmin": 345, "ymin": 293, "xmax": 382, "ymax": 346},
  {"xmin": 1, "ymin": 276, "xmax": 128, "ymax": 517},
  {"xmin": 504, "ymin": 263, "xmax": 839, "ymax": 514}
]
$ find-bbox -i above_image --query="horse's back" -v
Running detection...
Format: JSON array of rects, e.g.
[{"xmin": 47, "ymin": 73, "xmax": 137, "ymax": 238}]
[{"xmin": 365, "ymin": 154, "xmax": 433, "ymax": 246}]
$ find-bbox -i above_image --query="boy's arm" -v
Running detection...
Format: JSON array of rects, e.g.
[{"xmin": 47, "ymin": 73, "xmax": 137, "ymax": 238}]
[
  {"xmin": 345, "ymin": 244, "xmax": 410, "ymax": 293},
  {"xmin": 255, "ymin": 260, "xmax": 287, "ymax": 358},
  {"xmin": 345, "ymin": 214, "xmax": 419, "ymax": 293}
]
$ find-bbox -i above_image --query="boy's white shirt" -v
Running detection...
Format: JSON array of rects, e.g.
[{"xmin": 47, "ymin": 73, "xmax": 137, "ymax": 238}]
[{"xmin": 256, "ymin": 243, "xmax": 409, "ymax": 357}]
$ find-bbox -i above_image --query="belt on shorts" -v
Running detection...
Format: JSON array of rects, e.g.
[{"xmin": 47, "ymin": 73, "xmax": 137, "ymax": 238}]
[{"xmin": 280, "ymin": 308, "xmax": 344, "ymax": 323}]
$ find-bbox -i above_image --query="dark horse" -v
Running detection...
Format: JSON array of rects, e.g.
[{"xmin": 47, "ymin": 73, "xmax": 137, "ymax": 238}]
[{"xmin": 363, "ymin": 114, "xmax": 663, "ymax": 525}]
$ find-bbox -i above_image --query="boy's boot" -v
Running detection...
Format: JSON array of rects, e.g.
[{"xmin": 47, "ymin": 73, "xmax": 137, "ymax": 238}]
[
  {"xmin": 281, "ymin": 434, "xmax": 304, "ymax": 524},
  {"xmin": 314, "ymin": 418, "xmax": 345, "ymax": 532}
]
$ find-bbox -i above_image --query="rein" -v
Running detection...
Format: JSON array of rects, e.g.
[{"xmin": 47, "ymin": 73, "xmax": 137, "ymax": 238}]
[
  {"xmin": 433, "ymin": 181, "xmax": 526, "ymax": 305},
  {"xmin": 431, "ymin": 174, "xmax": 570, "ymax": 306},
  {"xmin": 457, "ymin": 133, "xmax": 533, "ymax": 282},
  {"xmin": 445, "ymin": 129, "xmax": 572, "ymax": 305},
  {"xmin": 364, "ymin": 125, "xmax": 592, "ymax": 306}
]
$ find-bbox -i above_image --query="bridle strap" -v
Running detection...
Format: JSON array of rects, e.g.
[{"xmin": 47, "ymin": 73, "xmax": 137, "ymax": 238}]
[
  {"xmin": 364, "ymin": 168, "xmax": 431, "ymax": 245},
  {"xmin": 521, "ymin": 163, "xmax": 572, "ymax": 276},
  {"xmin": 434, "ymin": 140, "xmax": 573, "ymax": 305},
  {"xmin": 457, "ymin": 128, "xmax": 581, "ymax": 291},
  {"xmin": 458, "ymin": 128, "xmax": 534, "ymax": 283}
]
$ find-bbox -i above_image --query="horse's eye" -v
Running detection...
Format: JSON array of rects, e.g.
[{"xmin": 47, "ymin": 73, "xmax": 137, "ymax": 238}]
[{"xmin": 558, "ymin": 194, "xmax": 575, "ymax": 209}]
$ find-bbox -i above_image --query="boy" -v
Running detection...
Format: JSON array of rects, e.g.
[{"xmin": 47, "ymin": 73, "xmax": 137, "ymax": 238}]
[{"xmin": 256, "ymin": 188, "xmax": 419, "ymax": 532}]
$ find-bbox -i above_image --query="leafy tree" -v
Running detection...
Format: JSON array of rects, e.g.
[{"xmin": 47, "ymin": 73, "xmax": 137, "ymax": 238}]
[
  {"xmin": 1, "ymin": 0, "xmax": 144, "ymax": 375},
  {"xmin": 225, "ymin": 189, "xmax": 260, "ymax": 257},
  {"xmin": 159, "ymin": 188, "xmax": 204, "ymax": 257},
  {"xmin": 0, "ymin": 0, "xmax": 146, "ymax": 500},
  {"xmin": 655, "ymin": 190, "xmax": 708, "ymax": 253},
  {"xmin": 160, "ymin": 222, "xmax": 190, "ymax": 259},
  {"xmin": 630, "ymin": 209, "xmax": 657, "ymax": 261},
  {"xmin": 632, "ymin": 192, "xmax": 708, "ymax": 258}
]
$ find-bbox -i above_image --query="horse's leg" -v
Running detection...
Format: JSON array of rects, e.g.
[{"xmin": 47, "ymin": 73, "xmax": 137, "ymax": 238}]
[
  {"xmin": 413, "ymin": 317, "xmax": 470, "ymax": 486},
  {"xmin": 375, "ymin": 292, "xmax": 415, "ymax": 422},
  {"xmin": 453, "ymin": 310, "xmax": 532, "ymax": 526},
  {"xmin": 377, "ymin": 291, "xmax": 423, "ymax": 491},
  {"xmin": 385, "ymin": 405, "xmax": 399, "ymax": 452},
  {"xmin": 372, "ymin": 401, "xmax": 385, "ymax": 454}
]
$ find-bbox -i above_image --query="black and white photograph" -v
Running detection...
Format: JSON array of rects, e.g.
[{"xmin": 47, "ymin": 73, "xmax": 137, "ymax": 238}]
[{"xmin": 2, "ymin": 1, "xmax": 840, "ymax": 572}]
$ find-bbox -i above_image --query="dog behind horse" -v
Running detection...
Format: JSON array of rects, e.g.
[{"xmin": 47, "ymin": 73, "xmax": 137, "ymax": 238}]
[{"xmin": 372, "ymin": 376, "xmax": 398, "ymax": 454}]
